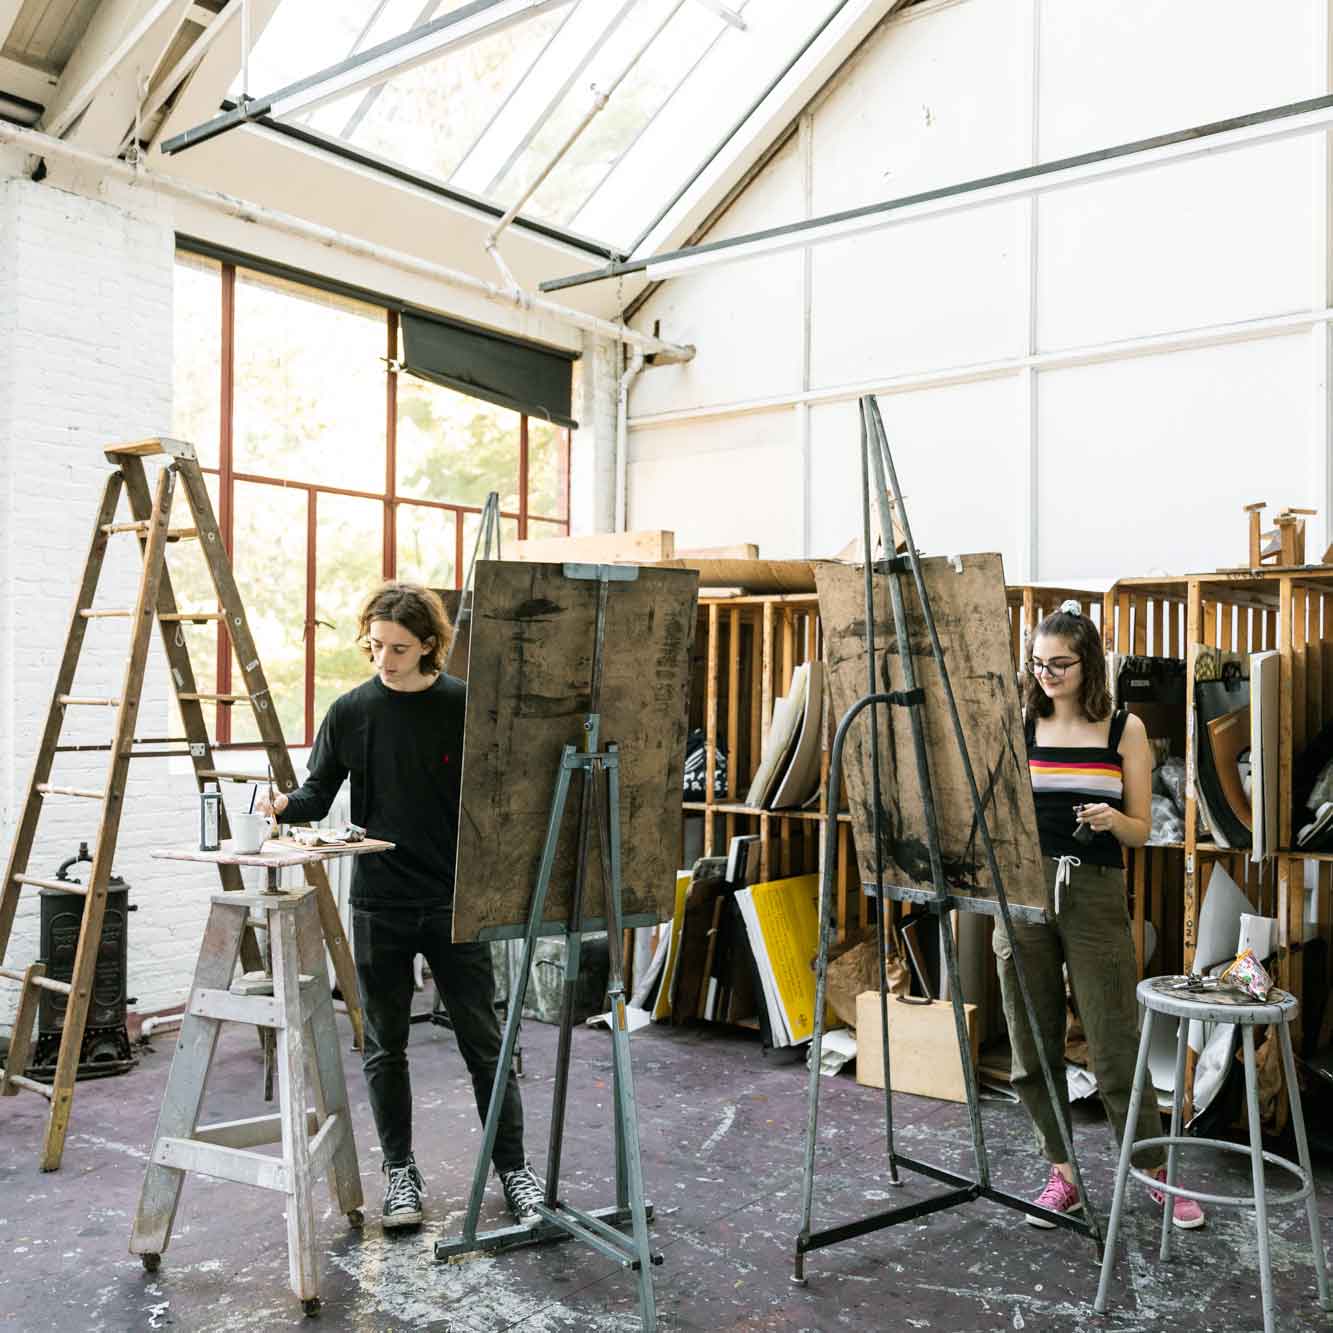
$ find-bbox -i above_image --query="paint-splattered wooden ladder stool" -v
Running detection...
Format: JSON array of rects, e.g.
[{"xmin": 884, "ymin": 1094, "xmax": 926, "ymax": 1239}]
[
  {"xmin": 130, "ymin": 875, "xmax": 365, "ymax": 1317},
  {"xmin": 1095, "ymin": 977, "xmax": 1331, "ymax": 1333}
]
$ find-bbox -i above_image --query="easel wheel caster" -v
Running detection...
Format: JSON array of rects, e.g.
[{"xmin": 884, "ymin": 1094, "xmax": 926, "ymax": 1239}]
[
  {"xmin": 141, "ymin": 1254, "xmax": 161, "ymax": 1274},
  {"xmin": 347, "ymin": 1209, "xmax": 364, "ymax": 1228},
  {"xmin": 302, "ymin": 1298, "xmax": 321, "ymax": 1317}
]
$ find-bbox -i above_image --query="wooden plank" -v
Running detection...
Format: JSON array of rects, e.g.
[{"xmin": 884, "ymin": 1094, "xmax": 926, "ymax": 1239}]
[
  {"xmin": 194, "ymin": 1110, "xmax": 317, "ymax": 1150},
  {"xmin": 1169, "ymin": 600, "xmax": 1181, "ymax": 657},
  {"xmin": 761, "ymin": 601, "xmax": 775, "ymax": 751},
  {"xmin": 453, "ymin": 563, "xmax": 698, "ymax": 940},
  {"xmin": 1306, "ymin": 599, "xmax": 1317, "ymax": 746},
  {"xmin": 293, "ymin": 892, "xmax": 362, "ymax": 1217},
  {"xmin": 1153, "ymin": 599, "xmax": 1165, "ymax": 657},
  {"xmin": 513, "ymin": 530, "xmax": 674, "ymax": 564},
  {"xmin": 1293, "ymin": 586, "xmax": 1309, "ymax": 756},
  {"xmin": 1279, "ymin": 578, "xmax": 1294, "ymax": 849},
  {"xmin": 817, "ymin": 556, "xmax": 1046, "ymax": 915},
  {"xmin": 1133, "ymin": 597, "xmax": 1148, "ymax": 654},
  {"xmin": 704, "ymin": 603, "xmax": 720, "ymax": 858},
  {"xmin": 781, "ymin": 606, "xmax": 795, "ymax": 695},
  {"xmin": 675, "ymin": 544, "xmax": 759, "ymax": 560},
  {"xmin": 652, "ymin": 558, "xmax": 815, "ymax": 595},
  {"xmin": 726, "ymin": 608, "xmax": 740, "ymax": 803},
  {"xmin": 189, "ymin": 987, "xmax": 282, "ymax": 1028},
  {"xmin": 153, "ymin": 1136, "xmax": 288, "ymax": 1192},
  {"xmin": 1116, "ymin": 591, "xmax": 1131, "ymax": 653}
]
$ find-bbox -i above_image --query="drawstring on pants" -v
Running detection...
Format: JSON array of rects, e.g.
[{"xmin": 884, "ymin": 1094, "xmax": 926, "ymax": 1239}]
[{"xmin": 1053, "ymin": 854, "xmax": 1081, "ymax": 915}]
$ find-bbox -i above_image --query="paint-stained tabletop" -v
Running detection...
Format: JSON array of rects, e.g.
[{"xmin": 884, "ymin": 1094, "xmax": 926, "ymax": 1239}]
[{"xmin": 151, "ymin": 837, "xmax": 395, "ymax": 868}]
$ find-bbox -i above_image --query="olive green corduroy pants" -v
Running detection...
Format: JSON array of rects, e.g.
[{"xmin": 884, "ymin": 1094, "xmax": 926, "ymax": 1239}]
[{"xmin": 993, "ymin": 859, "xmax": 1165, "ymax": 1171}]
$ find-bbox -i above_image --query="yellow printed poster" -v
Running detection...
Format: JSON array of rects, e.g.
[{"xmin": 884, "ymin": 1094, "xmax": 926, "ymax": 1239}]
[{"xmin": 747, "ymin": 874, "xmax": 823, "ymax": 1044}]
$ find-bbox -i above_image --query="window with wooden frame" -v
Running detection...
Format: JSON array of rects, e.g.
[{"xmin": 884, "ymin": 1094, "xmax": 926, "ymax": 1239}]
[{"xmin": 170, "ymin": 250, "xmax": 572, "ymax": 749}]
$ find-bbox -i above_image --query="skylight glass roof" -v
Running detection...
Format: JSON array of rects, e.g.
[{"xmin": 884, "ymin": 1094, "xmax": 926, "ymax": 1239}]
[{"xmin": 228, "ymin": 0, "xmax": 845, "ymax": 253}]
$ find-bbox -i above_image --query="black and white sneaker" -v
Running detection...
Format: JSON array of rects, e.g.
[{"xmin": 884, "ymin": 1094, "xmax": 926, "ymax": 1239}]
[
  {"xmin": 382, "ymin": 1156, "xmax": 424, "ymax": 1230},
  {"xmin": 499, "ymin": 1163, "xmax": 544, "ymax": 1224}
]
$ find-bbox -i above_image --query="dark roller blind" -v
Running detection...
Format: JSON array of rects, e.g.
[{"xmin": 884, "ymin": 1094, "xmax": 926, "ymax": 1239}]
[{"xmin": 401, "ymin": 311, "xmax": 577, "ymax": 429}]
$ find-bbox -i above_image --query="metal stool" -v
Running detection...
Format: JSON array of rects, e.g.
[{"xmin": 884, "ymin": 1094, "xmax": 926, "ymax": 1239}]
[{"xmin": 1095, "ymin": 977, "xmax": 1330, "ymax": 1333}]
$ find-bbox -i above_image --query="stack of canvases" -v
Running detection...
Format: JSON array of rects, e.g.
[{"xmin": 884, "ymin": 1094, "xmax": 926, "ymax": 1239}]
[{"xmin": 622, "ymin": 836, "xmax": 826, "ymax": 1051}]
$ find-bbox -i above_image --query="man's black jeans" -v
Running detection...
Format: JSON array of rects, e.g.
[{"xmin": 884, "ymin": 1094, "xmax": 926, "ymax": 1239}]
[{"xmin": 352, "ymin": 904, "xmax": 525, "ymax": 1173}]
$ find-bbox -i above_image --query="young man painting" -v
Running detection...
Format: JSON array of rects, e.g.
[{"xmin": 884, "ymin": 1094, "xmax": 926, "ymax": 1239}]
[{"xmin": 260, "ymin": 581, "xmax": 541, "ymax": 1230}]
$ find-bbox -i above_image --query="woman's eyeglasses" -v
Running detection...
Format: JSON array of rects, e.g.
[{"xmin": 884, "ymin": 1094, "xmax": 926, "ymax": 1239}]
[{"xmin": 1028, "ymin": 656, "xmax": 1081, "ymax": 679}]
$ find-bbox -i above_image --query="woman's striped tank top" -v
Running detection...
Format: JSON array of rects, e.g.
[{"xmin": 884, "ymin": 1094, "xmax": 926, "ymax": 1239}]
[{"xmin": 1025, "ymin": 709, "xmax": 1127, "ymax": 867}]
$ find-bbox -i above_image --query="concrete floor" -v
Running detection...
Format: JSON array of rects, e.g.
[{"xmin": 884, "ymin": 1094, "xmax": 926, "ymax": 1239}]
[{"xmin": 1, "ymin": 1013, "xmax": 1331, "ymax": 1333}]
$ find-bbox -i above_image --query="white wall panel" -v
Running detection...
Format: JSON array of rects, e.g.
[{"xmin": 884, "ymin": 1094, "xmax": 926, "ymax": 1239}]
[
  {"xmin": 1037, "ymin": 139, "xmax": 1315, "ymax": 350},
  {"xmin": 1038, "ymin": 0, "xmax": 1319, "ymax": 160},
  {"xmin": 631, "ymin": 136, "xmax": 805, "ymax": 418},
  {"xmin": 627, "ymin": 413, "xmax": 802, "ymax": 556},
  {"xmin": 1037, "ymin": 336, "xmax": 1315, "ymax": 578},
  {"xmin": 811, "ymin": 0, "xmax": 1025, "ymax": 213},
  {"xmin": 807, "ymin": 377, "xmax": 1025, "ymax": 568},
  {"xmin": 810, "ymin": 204, "xmax": 1025, "ymax": 385}
]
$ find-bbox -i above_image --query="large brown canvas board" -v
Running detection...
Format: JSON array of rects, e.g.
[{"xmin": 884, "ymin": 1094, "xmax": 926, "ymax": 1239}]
[
  {"xmin": 453, "ymin": 561, "xmax": 698, "ymax": 941},
  {"xmin": 816, "ymin": 555, "xmax": 1047, "ymax": 918}
]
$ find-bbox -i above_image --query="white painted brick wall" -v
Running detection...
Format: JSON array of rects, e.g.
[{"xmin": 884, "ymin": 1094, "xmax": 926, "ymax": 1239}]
[{"xmin": 0, "ymin": 174, "xmax": 221, "ymax": 1028}]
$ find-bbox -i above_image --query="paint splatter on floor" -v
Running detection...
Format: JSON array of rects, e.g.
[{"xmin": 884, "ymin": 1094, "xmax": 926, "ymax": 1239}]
[{"xmin": 0, "ymin": 1017, "xmax": 1329, "ymax": 1330}]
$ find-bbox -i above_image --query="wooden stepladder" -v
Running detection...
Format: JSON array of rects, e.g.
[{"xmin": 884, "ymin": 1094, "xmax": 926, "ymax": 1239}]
[
  {"xmin": 131, "ymin": 885, "xmax": 363, "ymax": 1315},
  {"xmin": 0, "ymin": 437, "xmax": 362, "ymax": 1170}
]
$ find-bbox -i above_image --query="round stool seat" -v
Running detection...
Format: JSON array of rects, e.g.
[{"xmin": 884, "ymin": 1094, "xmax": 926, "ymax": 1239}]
[{"xmin": 1137, "ymin": 975, "xmax": 1297, "ymax": 1026}]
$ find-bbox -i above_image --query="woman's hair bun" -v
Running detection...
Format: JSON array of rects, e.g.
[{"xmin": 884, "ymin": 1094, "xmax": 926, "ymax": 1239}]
[{"xmin": 1059, "ymin": 599, "xmax": 1083, "ymax": 616}]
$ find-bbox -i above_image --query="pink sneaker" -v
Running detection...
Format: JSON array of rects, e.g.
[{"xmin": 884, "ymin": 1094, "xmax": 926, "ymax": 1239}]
[
  {"xmin": 1149, "ymin": 1167, "xmax": 1206, "ymax": 1230},
  {"xmin": 1026, "ymin": 1166, "xmax": 1083, "ymax": 1228}
]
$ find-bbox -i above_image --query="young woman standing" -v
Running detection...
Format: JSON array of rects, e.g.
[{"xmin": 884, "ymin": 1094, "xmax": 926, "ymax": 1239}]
[{"xmin": 995, "ymin": 601, "xmax": 1204, "ymax": 1229}]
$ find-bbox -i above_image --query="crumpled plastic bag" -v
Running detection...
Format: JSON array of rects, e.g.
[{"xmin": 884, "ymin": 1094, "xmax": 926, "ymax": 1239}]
[
  {"xmin": 1154, "ymin": 757, "xmax": 1186, "ymax": 814},
  {"xmin": 1148, "ymin": 794, "xmax": 1184, "ymax": 846}
]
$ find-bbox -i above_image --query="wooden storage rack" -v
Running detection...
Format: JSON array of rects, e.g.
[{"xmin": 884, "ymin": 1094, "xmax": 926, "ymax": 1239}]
[
  {"xmin": 687, "ymin": 594, "xmax": 864, "ymax": 944},
  {"xmin": 1102, "ymin": 571, "xmax": 1333, "ymax": 1046}
]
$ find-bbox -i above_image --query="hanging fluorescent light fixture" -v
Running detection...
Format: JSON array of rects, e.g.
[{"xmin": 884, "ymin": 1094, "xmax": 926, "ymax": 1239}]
[{"xmin": 161, "ymin": 0, "xmax": 577, "ymax": 156}]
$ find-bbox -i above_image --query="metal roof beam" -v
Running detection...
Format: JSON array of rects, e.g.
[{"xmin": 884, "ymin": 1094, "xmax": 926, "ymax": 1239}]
[
  {"xmin": 160, "ymin": 0, "xmax": 576, "ymax": 156},
  {"xmin": 542, "ymin": 91, "xmax": 1333, "ymax": 292}
]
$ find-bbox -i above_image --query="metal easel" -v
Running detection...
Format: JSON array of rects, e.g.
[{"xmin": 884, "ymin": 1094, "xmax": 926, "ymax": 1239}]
[
  {"xmin": 793, "ymin": 396, "xmax": 1100, "ymax": 1283},
  {"xmin": 434, "ymin": 563, "xmax": 661, "ymax": 1331}
]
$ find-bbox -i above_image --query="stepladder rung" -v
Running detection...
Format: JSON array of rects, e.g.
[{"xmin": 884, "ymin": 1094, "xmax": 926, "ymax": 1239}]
[
  {"xmin": 36, "ymin": 784, "xmax": 106, "ymax": 800},
  {"xmin": 12, "ymin": 875, "xmax": 88, "ymax": 895},
  {"xmin": 159, "ymin": 612, "xmax": 223, "ymax": 623},
  {"xmin": 58, "ymin": 695, "xmax": 121, "ymax": 707},
  {"xmin": 102, "ymin": 521, "xmax": 198, "ymax": 541},
  {"xmin": 0, "ymin": 967, "xmax": 70, "ymax": 994},
  {"xmin": 7, "ymin": 1075, "xmax": 54, "ymax": 1100},
  {"xmin": 176, "ymin": 694, "xmax": 249, "ymax": 704},
  {"xmin": 104, "ymin": 436, "xmax": 194, "ymax": 460},
  {"xmin": 196, "ymin": 770, "xmax": 271, "ymax": 784},
  {"xmin": 79, "ymin": 608, "xmax": 133, "ymax": 618}
]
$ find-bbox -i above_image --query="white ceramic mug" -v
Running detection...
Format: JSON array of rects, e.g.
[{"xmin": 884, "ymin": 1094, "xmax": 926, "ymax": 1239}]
[{"xmin": 230, "ymin": 812, "xmax": 271, "ymax": 855}]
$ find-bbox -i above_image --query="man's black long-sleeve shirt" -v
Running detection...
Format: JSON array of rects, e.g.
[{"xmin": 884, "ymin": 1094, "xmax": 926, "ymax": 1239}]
[{"xmin": 282, "ymin": 673, "xmax": 465, "ymax": 909}]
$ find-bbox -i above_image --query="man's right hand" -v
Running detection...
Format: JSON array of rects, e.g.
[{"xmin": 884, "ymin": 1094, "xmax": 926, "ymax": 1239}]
[{"xmin": 257, "ymin": 790, "xmax": 289, "ymax": 818}]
